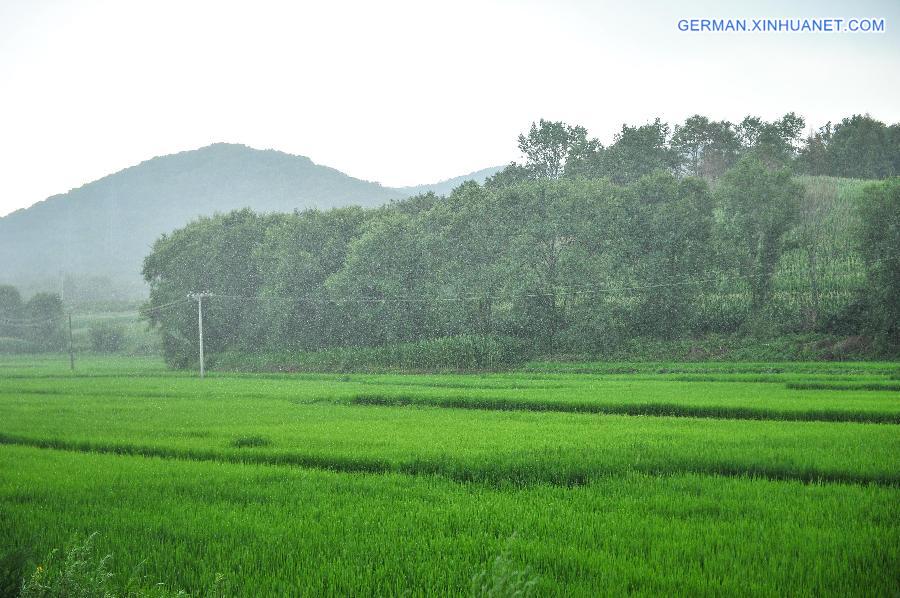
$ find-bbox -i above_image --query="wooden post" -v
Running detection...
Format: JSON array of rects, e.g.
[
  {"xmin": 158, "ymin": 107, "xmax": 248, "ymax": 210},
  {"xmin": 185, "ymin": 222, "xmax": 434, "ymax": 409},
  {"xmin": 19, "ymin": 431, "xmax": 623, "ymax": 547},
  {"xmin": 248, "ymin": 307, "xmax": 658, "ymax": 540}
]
[
  {"xmin": 197, "ymin": 295, "xmax": 205, "ymax": 378},
  {"xmin": 188, "ymin": 292, "xmax": 210, "ymax": 378},
  {"xmin": 68, "ymin": 312, "xmax": 74, "ymax": 371}
]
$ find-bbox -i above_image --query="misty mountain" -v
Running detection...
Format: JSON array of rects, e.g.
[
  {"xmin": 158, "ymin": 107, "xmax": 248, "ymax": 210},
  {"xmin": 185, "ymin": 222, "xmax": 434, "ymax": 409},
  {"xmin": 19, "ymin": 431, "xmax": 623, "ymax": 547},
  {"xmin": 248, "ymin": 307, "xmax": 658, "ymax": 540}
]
[
  {"xmin": 0, "ymin": 143, "xmax": 501, "ymax": 298},
  {"xmin": 398, "ymin": 166, "xmax": 504, "ymax": 197}
]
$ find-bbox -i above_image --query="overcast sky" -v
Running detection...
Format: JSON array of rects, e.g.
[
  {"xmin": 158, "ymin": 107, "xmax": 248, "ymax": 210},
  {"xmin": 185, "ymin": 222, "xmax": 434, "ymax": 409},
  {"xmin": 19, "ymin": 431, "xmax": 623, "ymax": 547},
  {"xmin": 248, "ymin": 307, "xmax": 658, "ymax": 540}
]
[{"xmin": 1, "ymin": 0, "xmax": 898, "ymax": 216}]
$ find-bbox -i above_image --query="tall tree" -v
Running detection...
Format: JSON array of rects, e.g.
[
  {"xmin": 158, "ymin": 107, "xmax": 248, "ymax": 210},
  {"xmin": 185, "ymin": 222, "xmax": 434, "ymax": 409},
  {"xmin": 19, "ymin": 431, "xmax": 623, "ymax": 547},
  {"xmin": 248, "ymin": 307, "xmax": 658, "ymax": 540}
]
[
  {"xmin": 716, "ymin": 156, "xmax": 802, "ymax": 317},
  {"xmin": 22, "ymin": 292, "xmax": 66, "ymax": 351},
  {"xmin": 671, "ymin": 116, "xmax": 740, "ymax": 179},
  {"xmin": 738, "ymin": 113, "xmax": 805, "ymax": 167},
  {"xmin": 795, "ymin": 123, "xmax": 833, "ymax": 176},
  {"xmin": 142, "ymin": 209, "xmax": 274, "ymax": 367},
  {"xmin": 857, "ymin": 178, "xmax": 900, "ymax": 348},
  {"xmin": 326, "ymin": 211, "xmax": 433, "ymax": 345},
  {"xmin": 0, "ymin": 285, "xmax": 24, "ymax": 338},
  {"xmin": 255, "ymin": 207, "xmax": 369, "ymax": 350},
  {"xmin": 624, "ymin": 172, "xmax": 715, "ymax": 337},
  {"xmin": 516, "ymin": 120, "xmax": 601, "ymax": 180},
  {"xmin": 416, "ymin": 182, "xmax": 510, "ymax": 337},
  {"xmin": 827, "ymin": 115, "xmax": 895, "ymax": 179},
  {"xmin": 603, "ymin": 119, "xmax": 678, "ymax": 184}
]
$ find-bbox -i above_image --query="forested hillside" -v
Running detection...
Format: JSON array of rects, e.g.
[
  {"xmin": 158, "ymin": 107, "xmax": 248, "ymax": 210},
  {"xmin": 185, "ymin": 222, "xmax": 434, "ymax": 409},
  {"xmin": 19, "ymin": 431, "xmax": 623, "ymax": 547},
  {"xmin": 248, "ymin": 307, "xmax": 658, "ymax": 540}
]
[
  {"xmin": 142, "ymin": 115, "xmax": 900, "ymax": 367},
  {"xmin": 0, "ymin": 144, "xmax": 500, "ymax": 300}
]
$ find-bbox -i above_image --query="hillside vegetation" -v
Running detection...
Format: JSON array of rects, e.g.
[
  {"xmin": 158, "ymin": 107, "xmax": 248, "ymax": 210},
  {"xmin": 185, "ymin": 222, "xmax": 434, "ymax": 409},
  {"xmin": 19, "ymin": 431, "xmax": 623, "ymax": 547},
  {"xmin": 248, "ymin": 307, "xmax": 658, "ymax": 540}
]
[
  {"xmin": 140, "ymin": 171, "xmax": 898, "ymax": 369},
  {"xmin": 135, "ymin": 114, "xmax": 899, "ymax": 368}
]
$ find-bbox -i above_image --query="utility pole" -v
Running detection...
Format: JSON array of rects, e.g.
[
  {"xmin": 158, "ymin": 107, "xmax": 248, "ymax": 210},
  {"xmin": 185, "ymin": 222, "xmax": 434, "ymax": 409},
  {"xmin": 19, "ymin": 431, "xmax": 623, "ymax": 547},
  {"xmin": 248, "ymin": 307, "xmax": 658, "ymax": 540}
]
[
  {"xmin": 188, "ymin": 292, "xmax": 210, "ymax": 378},
  {"xmin": 68, "ymin": 312, "xmax": 74, "ymax": 371}
]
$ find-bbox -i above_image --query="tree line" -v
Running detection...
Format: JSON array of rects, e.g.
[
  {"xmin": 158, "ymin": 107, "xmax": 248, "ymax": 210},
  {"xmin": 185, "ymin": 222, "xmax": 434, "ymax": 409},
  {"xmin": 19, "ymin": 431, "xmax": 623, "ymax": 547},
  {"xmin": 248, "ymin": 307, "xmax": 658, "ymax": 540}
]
[
  {"xmin": 142, "ymin": 115, "xmax": 899, "ymax": 367},
  {"xmin": 0, "ymin": 286, "xmax": 66, "ymax": 352},
  {"xmin": 498, "ymin": 113, "xmax": 900, "ymax": 184}
]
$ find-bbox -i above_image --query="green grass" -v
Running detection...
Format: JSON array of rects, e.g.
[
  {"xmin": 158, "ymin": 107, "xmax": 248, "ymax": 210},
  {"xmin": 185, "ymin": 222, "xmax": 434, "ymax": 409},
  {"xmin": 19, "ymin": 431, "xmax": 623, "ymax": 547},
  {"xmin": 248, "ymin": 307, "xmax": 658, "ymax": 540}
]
[
  {"xmin": 0, "ymin": 353, "xmax": 170, "ymax": 375},
  {"xmin": 2, "ymin": 447, "xmax": 897, "ymax": 596},
  {"xmin": 0, "ymin": 355, "xmax": 898, "ymax": 595},
  {"xmin": 2, "ymin": 362, "xmax": 897, "ymax": 423},
  {"xmin": 1, "ymin": 399, "xmax": 897, "ymax": 486}
]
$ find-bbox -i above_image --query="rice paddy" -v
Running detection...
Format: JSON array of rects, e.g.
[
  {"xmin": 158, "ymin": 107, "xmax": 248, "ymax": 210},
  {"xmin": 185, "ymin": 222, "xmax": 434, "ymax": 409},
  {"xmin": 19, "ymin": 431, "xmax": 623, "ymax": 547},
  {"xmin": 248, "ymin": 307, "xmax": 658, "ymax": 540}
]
[{"xmin": 0, "ymin": 355, "xmax": 898, "ymax": 595}]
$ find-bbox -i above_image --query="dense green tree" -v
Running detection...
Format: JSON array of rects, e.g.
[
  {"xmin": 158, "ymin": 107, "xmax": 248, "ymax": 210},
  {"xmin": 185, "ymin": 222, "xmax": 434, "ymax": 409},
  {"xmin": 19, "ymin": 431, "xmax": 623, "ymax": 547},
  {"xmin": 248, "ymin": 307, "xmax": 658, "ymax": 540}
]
[
  {"xmin": 529, "ymin": 179, "xmax": 628, "ymax": 352},
  {"xmin": 516, "ymin": 119, "xmax": 601, "ymax": 180},
  {"xmin": 888, "ymin": 124, "xmax": 900, "ymax": 175},
  {"xmin": 414, "ymin": 182, "xmax": 511, "ymax": 337},
  {"xmin": 22, "ymin": 292, "xmax": 66, "ymax": 350},
  {"xmin": 857, "ymin": 178, "xmax": 900, "ymax": 347},
  {"xmin": 484, "ymin": 163, "xmax": 532, "ymax": 189},
  {"xmin": 563, "ymin": 142, "xmax": 606, "ymax": 179},
  {"xmin": 489, "ymin": 120, "xmax": 604, "ymax": 186},
  {"xmin": 326, "ymin": 211, "xmax": 433, "ymax": 345},
  {"xmin": 795, "ymin": 123, "xmax": 833, "ymax": 176},
  {"xmin": 738, "ymin": 113, "xmax": 805, "ymax": 167},
  {"xmin": 137, "ymin": 117, "xmax": 900, "ymax": 364},
  {"xmin": 715, "ymin": 156, "xmax": 802, "ymax": 317},
  {"xmin": 827, "ymin": 115, "xmax": 895, "ymax": 179},
  {"xmin": 624, "ymin": 172, "xmax": 714, "ymax": 337},
  {"xmin": 796, "ymin": 116, "xmax": 900, "ymax": 179},
  {"xmin": 142, "ymin": 209, "xmax": 275, "ymax": 367},
  {"xmin": 603, "ymin": 119, "xmax": 678, "ymax": 184},
  {"xmin": 0, "ymin": 285, "xmax": 23, "ymax": 338},
  {"xmin": 671, "ymin": 116, "xmax": 741, "ymax": 179},
  {"xmin": 255, "ymin": 207, "xmax": 369, "ymax": 350},
  {"xmin": 492, "ymin": 180, "xmax": 579, "ymax": 350}
]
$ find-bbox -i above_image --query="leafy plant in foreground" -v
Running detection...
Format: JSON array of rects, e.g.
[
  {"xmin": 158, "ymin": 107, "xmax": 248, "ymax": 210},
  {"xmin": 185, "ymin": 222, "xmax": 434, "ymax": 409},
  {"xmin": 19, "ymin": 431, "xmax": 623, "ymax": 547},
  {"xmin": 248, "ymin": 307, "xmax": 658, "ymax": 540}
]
[
  {"xmin": 471, "ymin": 536, "xmax": 539, "ymax": 597},
  {"xmin": 18, "ymin": 533, "xmax": 190, "ymax": 598}
]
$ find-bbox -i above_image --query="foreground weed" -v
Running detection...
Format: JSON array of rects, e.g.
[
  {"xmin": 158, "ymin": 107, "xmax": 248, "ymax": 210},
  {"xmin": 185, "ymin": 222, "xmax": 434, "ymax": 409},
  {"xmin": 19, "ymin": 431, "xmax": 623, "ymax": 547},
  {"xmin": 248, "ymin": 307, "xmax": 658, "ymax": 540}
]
[
  {"xmin": 18, "ymin": 533, "xmax": 191, "ymax": 598},
  {"xmin": 471, "ymin": 537, "xmax": 538, "ymax": 597},
  {"xmin": 228, "ymin": 435, "xmax": 272, "ymax": 449}
]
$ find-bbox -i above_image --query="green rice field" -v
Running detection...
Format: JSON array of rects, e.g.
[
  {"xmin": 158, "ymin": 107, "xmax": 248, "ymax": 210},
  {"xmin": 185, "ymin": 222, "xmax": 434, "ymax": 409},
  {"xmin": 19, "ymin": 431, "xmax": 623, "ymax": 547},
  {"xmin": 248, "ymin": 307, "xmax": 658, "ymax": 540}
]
[{"xmin": 0, "ymin": 355, "xmax": 898, "ymax": 595}]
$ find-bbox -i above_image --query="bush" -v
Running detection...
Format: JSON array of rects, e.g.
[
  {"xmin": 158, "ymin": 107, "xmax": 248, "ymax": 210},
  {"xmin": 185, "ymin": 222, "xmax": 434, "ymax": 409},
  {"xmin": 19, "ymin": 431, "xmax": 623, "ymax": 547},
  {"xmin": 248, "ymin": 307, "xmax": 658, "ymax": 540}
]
[
  {"xmin": 21, "ymin": 293, "xmax": 66, "ymax": 352},
  {"xmin": 471, "ymin": 538, "xmax": 538, "ymax": 597},
  {"xmin": 230, "ymin": 435, "xmax": 273, "ymax": 448},
  {"xmin": 857, "ymin": 178, "xmax": 900, "ymax": 348},
  {"xmin": 89, "ymin": 322, "xmax": 126, "ymax": 353},
  {"xmin": 0, "ymin": 337, "xmax": 38, "ymax": 354},
  {"xmin": 18, "ymin": 533, "xmax": 188, "ymax": 598},
  {"xmin": 822, "ymin": 297, "xmax": 870, "ymax": 335},
  {"xmin": 17, "ymin": 533, "xmax": 228, "ymax": 598}
]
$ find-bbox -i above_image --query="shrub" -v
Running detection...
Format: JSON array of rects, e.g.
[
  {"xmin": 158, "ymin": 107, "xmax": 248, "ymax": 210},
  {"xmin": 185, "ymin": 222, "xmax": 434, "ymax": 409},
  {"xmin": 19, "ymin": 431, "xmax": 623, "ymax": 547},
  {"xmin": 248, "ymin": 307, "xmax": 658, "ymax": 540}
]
[
  {"xmin": 822, "ymin": 297, "xmax": 870, "ymax": 335},
  {"xmin": 21, "ymin": 293, "xmax": 66, "ymax": 352},
  {"xmin": 0, "ymin": 337, "xmax": 37, "ymax": 354},
  {"xmin": 230, "ymin": 435, "xmax": 273, "ymax": 448},
  {"xmin": 17, "ymin": 533, "xmax": 198, "ymax": 598},
  {"xmin": 89, "ymin": 322, "xmax": 126, "ymax": 353},
  {"xmin": 471, "ymin": 539, "xmax": 538, "ymax": 598}
]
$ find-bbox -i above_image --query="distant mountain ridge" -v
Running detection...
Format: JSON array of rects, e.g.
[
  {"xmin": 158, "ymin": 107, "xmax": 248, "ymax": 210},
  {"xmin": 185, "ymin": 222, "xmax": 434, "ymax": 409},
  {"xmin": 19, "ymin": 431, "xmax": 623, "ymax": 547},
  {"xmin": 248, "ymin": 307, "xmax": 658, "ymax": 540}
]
[
  {"xmin": 0, "ymin": 143, "xmax": 502, "ymax": 298},
  {"xmin": 397, "ymin": 166, "xmax": 504, "ymax": 197}
]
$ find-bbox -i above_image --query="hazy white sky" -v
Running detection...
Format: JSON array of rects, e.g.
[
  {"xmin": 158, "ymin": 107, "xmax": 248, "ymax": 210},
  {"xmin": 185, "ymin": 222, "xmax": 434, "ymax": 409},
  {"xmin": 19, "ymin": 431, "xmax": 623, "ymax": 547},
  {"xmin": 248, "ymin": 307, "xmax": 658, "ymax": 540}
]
[{"xmin": 1, "ymin": 0, "xmax": 898, "ymax": 216}]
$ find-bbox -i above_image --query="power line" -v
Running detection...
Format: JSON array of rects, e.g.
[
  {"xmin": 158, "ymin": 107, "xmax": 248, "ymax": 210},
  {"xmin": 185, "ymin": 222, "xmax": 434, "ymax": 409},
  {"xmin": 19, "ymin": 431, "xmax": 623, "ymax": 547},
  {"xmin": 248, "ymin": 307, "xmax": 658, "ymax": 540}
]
[
  {"xmin": 139, "ymin": 297, "xmax": 194, "ymax": 315},
  {"xmin": 0, "ymin": 317, "xmax": 59, "ymax": 327},
  {"xmin": 202, "ymin": 271, "xmax": 782, "ymax": 306}
]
